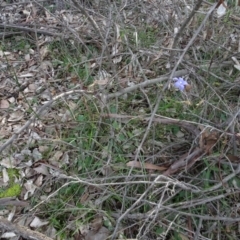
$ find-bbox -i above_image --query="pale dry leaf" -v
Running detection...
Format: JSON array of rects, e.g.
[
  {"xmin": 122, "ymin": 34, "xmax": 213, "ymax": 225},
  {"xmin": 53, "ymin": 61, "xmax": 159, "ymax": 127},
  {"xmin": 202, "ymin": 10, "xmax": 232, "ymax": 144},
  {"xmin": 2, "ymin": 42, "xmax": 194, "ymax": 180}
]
[
  {"xmin": 0, "ymin": 209, "xmax": 10, "ymax": 216},
  {"xmin": 2, "ymin": 168, "xmax": 9, "ymax": 183},
  {"xmin": 0, "ymin": 99, "xmax": 10, "ymax": 109},
  {"xmin": 62, "ymin": 152, "xmax": 69, "ymax": 164},
  {"xmin": 232, "ymin": 57, "xmax": 240, "ymax": 71},
  {"xmin": 1, "ymin": 232, "xmax": 17, "ymax": 238},
  {"xmin": 112, "ymin": 43, "xmax": 119, "ymax": 56},
  {"xmin": 0, "ymin": 126, "xmax": 12, "ymax": 138},
  {"xmin": 45, "ymin": 226, "xmax": 57, "ymax": 239},
  {"xmin": 23, "ymin": 9, "xmax": 31, "ymax": 16},
  {"xmin": 25, "ymin": 53, "xmax": 30, "ymax": 61},
  {"xmin": 8, "ymin": 97, "xmax": 15, "ymax": 103},
  {"xmin": 24, "ymin": 180, "xmax": 37, "ymax": 200},
  {"xmin": 116, "ymin": 23, "xmax": 120, "ymax": 40},
  {"xmin": 62, "ymin": 13, "xmax": 74, "ymax": 23},
  {"xmin": 217, "ymin": 2, "xmax": 227, "ymax": 18},
  {"xmin": 68, "ymin": 101, "xmax": 77, "ymax": 111},
  {"xmin": 18, "ymin": 73, "xmax": 34, "ymax": 78},
  {"xmin": 24, "ymin": 168, "xmax": 36, "ymax": 178},
  {"xmin": 40, "ymin": 46, "xmax": 49, "ymax": 60},
  {"xmin": 7, "ymin": 206, "xmax": 16, "ymax": 221},
  {"xmin": 8, "ymin": 111, "xmax": 24, "ymax": 122},
  {"xmin": 39, "ymin": 146, "xmax": 49, "ymax": 153},
  {"xmin": 0, "ymin": 51, "xmax": 12, "ymax": 57},
  {"xmin": 126, "ymin": 161, "xmax": 167, "ymax": 171},
  {"xmin": 34, "ymin": 175, "xmax": 43, "ymax": 187},
  {"xmin": 1, "ymin": 157, "xmax": 18, "ymax": 168},
  {"xmin": 29, "ymin": 49, "xmax": 35, "ymax": 54},
  {"xmin": 234, "ymin": 65, "xmax": 240, "ymax": 71},
  {"xmin": 28, "ymin": 83, "xmax": 37, "ymax": 92},
  {"xmin": 50, "ymin": 151, "xmax": 63, "ymax": 162},
  {"xmin": 30, "ymin": 216, "xmax": 49, "ymax": 228},
  {"xmin": 33, "ymin": 164, "xmax": 49, "ymax": 176},
  {"xmin": 49, "ymin": 151, "xmax": 63, "ymax": 167},
  {"xmin": 40, "ymin": 89, "xmax": 52, "ymax": 100},
  {"xmin": 113, "ymin": 56, "xmax": 122, "ymax": 64},
  {"xmin": 176, "ymin": 130, "xmax": 185, "ymax": 138},
  {"xmin": 32, "ymin": 148, "xmax": 42, "ymax": 161}
]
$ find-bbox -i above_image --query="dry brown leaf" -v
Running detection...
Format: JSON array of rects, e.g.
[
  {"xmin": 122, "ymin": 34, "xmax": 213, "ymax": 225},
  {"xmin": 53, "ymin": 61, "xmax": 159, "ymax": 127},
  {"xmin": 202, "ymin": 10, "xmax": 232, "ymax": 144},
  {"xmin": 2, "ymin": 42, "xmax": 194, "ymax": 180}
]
[
  {"xmin": 126, "ymin": 161, "xmax": 167, "ymax": 171},
  {"xmin": 199, "ymin": 130, "xmax": 218, "ymax": 154},
  {"xmin": 225, "ymin": 154, "xmax": 240, "ymax": 163},
  {"xmin": 90, "ymin": 216, "xmax": 102, "ymax": 232}
]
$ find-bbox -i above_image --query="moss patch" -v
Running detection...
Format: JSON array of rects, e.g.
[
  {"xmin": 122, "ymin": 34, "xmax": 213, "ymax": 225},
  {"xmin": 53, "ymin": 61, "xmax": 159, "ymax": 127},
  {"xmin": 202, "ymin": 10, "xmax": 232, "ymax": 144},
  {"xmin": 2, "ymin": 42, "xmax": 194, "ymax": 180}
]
[{"xmin": 0, "ymin": 168, "xmax": 22, "ymax": 198}]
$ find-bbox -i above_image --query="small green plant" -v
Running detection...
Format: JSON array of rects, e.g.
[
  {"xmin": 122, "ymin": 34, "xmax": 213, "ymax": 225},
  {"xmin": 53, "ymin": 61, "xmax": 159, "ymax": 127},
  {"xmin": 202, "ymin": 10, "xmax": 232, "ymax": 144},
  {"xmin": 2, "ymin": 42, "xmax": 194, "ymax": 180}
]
[{"xmin": 0, "ymin": 168, "xmax": 22, "ymax": 198}]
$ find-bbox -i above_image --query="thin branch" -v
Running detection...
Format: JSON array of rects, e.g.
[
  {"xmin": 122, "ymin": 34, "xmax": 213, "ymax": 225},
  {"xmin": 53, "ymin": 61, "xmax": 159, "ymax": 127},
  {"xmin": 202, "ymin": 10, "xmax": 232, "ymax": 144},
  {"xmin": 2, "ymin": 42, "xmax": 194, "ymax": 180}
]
[{"xmin": 105, "ymin": 69, "xmax": 188, "ymax": 100}]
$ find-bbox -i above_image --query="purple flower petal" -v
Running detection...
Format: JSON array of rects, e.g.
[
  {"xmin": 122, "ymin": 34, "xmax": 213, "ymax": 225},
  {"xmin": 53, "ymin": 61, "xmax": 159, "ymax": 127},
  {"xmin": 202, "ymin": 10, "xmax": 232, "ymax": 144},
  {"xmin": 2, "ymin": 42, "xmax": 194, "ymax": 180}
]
[{"xmin": 173, "ymin": 77, "xmax": 188, "ymax": 91}]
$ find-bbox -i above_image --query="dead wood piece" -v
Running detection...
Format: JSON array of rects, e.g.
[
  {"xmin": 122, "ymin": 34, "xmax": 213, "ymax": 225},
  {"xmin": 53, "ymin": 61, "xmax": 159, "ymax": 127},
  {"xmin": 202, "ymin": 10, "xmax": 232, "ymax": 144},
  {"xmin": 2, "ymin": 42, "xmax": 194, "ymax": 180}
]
[
  {"xmin": 0, "ymin": 217, "xmax": 53, "ymax": 240},
  {"xmin": 163, "ymin": 147, "xmax": 205, "ymax": 176}
]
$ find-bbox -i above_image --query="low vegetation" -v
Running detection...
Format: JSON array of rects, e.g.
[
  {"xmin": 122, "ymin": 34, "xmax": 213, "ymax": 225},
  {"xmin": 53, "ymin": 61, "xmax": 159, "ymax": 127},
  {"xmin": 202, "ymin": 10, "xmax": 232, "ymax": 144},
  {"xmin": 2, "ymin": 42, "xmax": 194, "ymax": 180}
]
[{"xmin": 0, "ymin": 0, "xmax": 240, "ymax": 239}]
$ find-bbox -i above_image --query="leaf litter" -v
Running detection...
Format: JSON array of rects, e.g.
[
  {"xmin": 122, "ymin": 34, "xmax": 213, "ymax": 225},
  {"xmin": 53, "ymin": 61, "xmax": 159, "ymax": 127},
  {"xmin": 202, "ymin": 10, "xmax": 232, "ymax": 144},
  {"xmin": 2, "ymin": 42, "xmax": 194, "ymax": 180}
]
[{"xmin": 0, "ymin": 0, "xmax": 240, "ymax": 239}]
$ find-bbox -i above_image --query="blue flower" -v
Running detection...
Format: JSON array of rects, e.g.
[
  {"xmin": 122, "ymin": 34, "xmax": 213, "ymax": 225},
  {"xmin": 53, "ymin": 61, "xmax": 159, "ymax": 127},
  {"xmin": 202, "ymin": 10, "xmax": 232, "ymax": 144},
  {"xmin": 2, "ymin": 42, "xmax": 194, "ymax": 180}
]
[{"xmin": 173, "ymin": 77, "xmax": 188, "ymax": 91}]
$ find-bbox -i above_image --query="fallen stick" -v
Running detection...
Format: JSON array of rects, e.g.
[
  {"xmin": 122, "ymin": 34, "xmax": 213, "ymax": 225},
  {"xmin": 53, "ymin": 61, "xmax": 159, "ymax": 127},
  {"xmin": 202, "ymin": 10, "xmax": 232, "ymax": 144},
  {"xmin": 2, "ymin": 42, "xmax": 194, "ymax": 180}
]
[{"xmin": 0, "ymin": 217, "xmax": 53, "ymax": 240}]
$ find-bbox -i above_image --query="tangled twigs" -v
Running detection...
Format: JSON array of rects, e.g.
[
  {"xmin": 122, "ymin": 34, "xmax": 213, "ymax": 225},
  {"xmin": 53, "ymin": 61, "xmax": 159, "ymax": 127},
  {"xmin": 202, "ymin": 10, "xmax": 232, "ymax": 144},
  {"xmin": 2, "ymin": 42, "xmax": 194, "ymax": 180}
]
[
  {"xmin": 0, "ymin": 23, "xmax": 63, "ymax": 37},
  {"xmin": 170, "ymin": 0, "xmax": 204, "ymax": 61},
  {"xmin": 102, "ymin": 114, "xmax": 221, "ymax": 176},
  {"xmin": 0, "ymin": 217, "xmax": 53, "ymax": 240},
  {"xmin": 169, "ymin": 2, "xmax": 217, "ymax": 82}
]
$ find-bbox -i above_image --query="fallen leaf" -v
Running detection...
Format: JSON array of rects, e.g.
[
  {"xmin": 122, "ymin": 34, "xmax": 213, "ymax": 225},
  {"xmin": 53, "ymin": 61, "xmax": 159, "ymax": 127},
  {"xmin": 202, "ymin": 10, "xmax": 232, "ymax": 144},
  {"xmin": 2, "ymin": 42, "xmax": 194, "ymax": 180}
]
[
  {"xmin": 2, "ymin": 168, "xmax": 9, "ymax": 183},
  {"xmin": 30, "ymin": 216, "xmax": 49, "ymax": 228},
  {"xmin": 8, "ymin": 111, "xmax": 24, "ymax": 122},
  {"xmin": 225, "ymin": 154, "xmax": 240, "ymax": 163},
  {"xmin": 84, "ymin": 226, "xmax": 110, "ymax": 240},
  {"xmin": 199, "ymin": 130, "xmax": 218, "ymax": 154},
  {"xmin": 0, "ymin": 99, "xmax": 9, "ymax": 109},
  {"xmin": 24, "ymin": 180, "xmax": 37, "ymax": 200},
  {"xmin": 18, "ymin": 73, "xmax": 34, "ymax": 78},
  {"xmin": 217, "ymin": 1, "xmax": 227, "ymax": 18},
  {"xmin": 90, "ymin": 216, "xmax": 102, "ymax": 232},
  {"xmin": 126, "ymin": 161, "xmax": 167, "ymax": 171},
  {"xmin": 33, "ymin": 164, "xmax": 49, "ymax": 176},
  {"xmin": 1, "ymin": 232, "xmax": 17, "ymax": 238}
]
